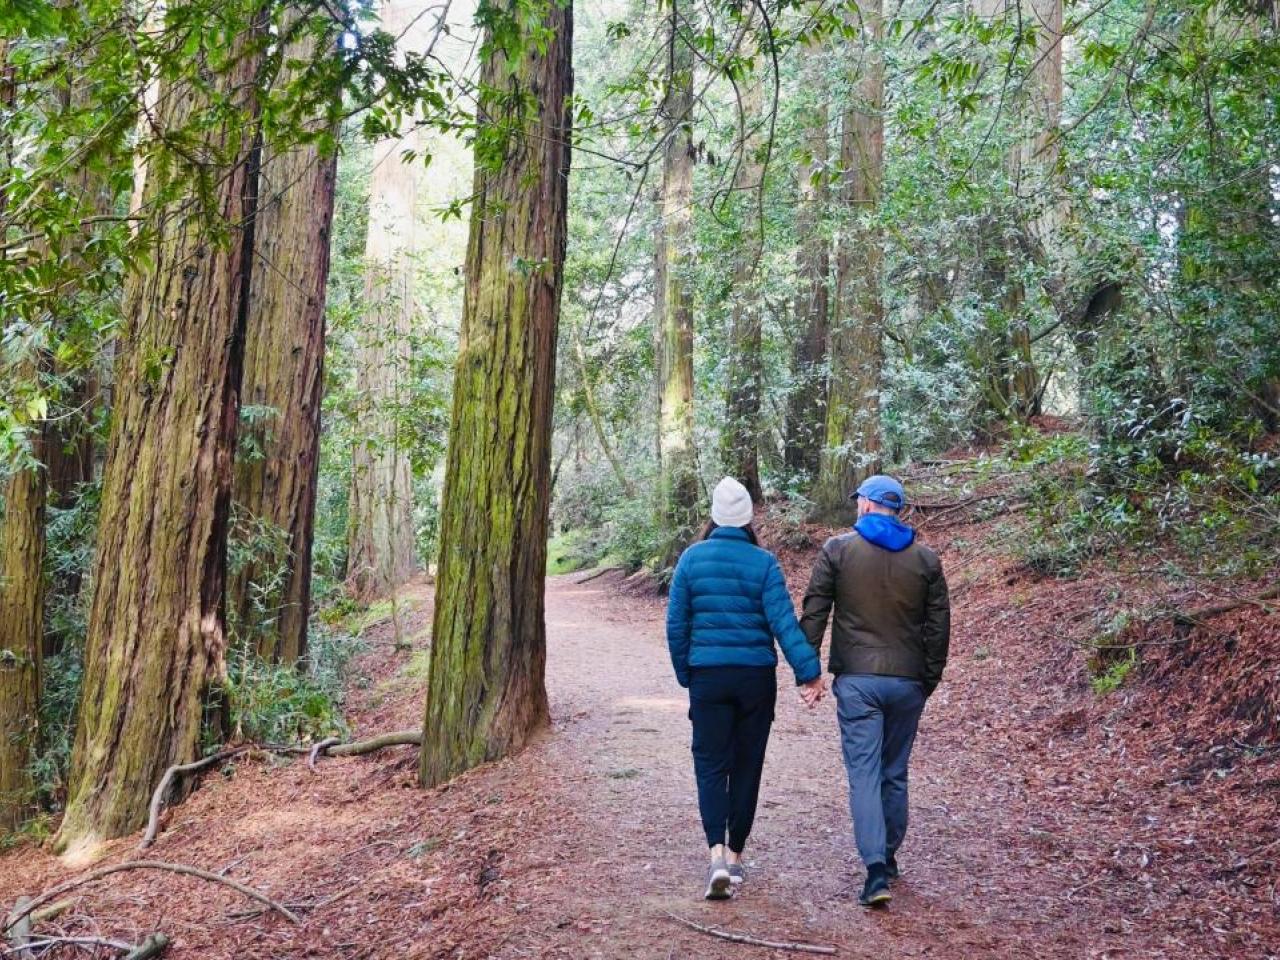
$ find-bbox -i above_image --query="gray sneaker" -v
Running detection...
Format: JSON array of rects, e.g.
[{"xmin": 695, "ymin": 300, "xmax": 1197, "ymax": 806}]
[
  {"xmin": 727, "ymin": 862, "xmax": 746, "ymax": 886},
  {"xmin": 704, "ymin": 858, "xmax": 732, "ymax": 900}
]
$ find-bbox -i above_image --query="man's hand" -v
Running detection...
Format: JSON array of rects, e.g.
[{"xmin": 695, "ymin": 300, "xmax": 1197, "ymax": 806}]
[{"xmin": 800, "ymin": 677, "xmax": 827, "ymax": 708}]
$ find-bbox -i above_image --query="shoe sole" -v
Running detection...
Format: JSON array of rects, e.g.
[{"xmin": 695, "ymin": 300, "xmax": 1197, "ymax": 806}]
[
  {"xmin": 860, "ymin": 890, "xmax": 892, "ymax": 908},
  {"xmin": 704, "ymin": 870, "xmax": 732, "ymax": 900}
]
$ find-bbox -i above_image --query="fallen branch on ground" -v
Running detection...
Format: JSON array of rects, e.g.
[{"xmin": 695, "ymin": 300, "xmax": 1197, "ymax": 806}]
[
  {"xmin": 124, "ymin": 934, "xmax": 170, "ymax": 960},
  {"xmin": 308, "ymin": 737, "xmax": 342, "ymax": 772},
  {"xmin": 5, "ymin": 861, "xmax": 300, "ymax": 931},
  {"xmin": 1173, "ymin": 584, "xmax": 1280, "ymax": 628},
  {"xmin": 574, "ymin": 565, "xmax": 624, "ymax": 585},
  {"xmin": 5, "ymin": 934, "xmax": 136, "ymax": 954},
  {"xmin": 664, "ymin": 913, "xmax": 835, "ymax": 955},
  {"xmin": 141, "ymin": 744, "xmax": 309, "ymax": 849}
]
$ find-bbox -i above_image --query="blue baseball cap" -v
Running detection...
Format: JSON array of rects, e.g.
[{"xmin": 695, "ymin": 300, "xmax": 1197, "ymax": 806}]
[{"xmin": 852, "ymin": 474, "xmax": 906, "ymax": 511}]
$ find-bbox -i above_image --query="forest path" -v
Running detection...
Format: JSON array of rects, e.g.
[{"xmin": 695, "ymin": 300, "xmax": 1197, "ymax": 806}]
[
  {"xmin": 519, "ymin": 573, "xmax": 1129, "ymax": 959},
  {"xmin": 4, "ymin": 566, "xmax": 1268, "ymax": 958}
]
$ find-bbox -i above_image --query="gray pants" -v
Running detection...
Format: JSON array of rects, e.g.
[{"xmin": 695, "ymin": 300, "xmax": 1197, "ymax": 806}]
[{"xmin": 834, "ymin": 674, "xmax": 926, "ymax": 868}]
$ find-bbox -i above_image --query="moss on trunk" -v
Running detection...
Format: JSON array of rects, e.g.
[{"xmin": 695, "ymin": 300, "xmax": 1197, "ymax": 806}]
[
  {"xmin": 54, "ymin": 6, "xmax": 265, "ymax": 854},
  {"xmin": 419, "ymin": 0, "xmax": 573, "ymax": 788}
]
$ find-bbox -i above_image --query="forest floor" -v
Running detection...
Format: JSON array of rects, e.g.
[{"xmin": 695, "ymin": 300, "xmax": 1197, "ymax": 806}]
[{"xmin": 3, "ymin": 497, "xmax": 1279, "ymax": 959}]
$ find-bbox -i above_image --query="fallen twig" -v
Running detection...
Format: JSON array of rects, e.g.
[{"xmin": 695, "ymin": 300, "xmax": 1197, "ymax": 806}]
[
  {"xmin": 5, "ymin": 934, "xmax": 136, "ymax": 954},
  {"xmin": 5, "ymin": 860, "xmax": 300, "ymax": 930},
  {"xmin": 1173, "ymin": 584, "xmax": 1280, "ymax": 628},
  {"xmin": 664, "ymin": 913, "xmax": 836, "ymax": 955}
]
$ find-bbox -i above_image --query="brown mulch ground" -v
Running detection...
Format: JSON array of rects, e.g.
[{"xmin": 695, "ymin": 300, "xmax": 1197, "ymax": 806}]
[{"xmin": 2, "ymin": 508, "xmax": 1278, "ymax": 959}]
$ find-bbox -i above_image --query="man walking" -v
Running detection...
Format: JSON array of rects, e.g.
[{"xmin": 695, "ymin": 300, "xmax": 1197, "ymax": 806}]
[{"xmin": 801, "ymin": 475, "xmax": 950, "ymax": 907}]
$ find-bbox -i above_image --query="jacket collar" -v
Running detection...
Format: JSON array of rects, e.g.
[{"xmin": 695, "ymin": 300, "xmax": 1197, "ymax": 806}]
[{"xmin": 709, "ymin": 526, "xmax": 751, "ymax": 541}]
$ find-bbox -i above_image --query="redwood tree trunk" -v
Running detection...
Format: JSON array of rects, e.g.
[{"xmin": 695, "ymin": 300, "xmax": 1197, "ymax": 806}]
[
  {"xmin": 54, "ymin": 8, "xmax": 264, "ymax": 854},
  {"xmin": 814, "ymin": 0, "xmax": 884, "ymax": 521},
  {"xmin": 722, "ymin": 54, "xmax": 765, "ymax": 503},
  {"xmin": 784, "ymin": 34, "xmax": 831, "ymax": 477},
  {"xmin": 346, "ymin": 0, "xmax": 423, "ymax": 600},
  {"xmin": 654, "ymin": 5, "xmax": 700, "ymax": 562},
  {"xmin": 231, "ymin": 10, "xmax": 340, "ymax": 662},
  {"xmin": 0, "ymin": 418, "xmax": 45, "ymax": 833},
  {"xmin": 418, "ymin": 0, "xmax": 572, "ymax": 787}
]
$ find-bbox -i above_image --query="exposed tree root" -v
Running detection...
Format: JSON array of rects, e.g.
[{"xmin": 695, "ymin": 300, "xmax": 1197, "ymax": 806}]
[
  {"xmin": 574, "ymin": 566, "xmax": 625, "ymax": 585},
  {"xmin": 5, "ymin": 861, "xmax": 300, "ymax": 929},
  {"xmin": 664, "ymin": 913, "xmax": 836, "ymax": 955},
  {"xmin": 325, "ymin": 729, "xmax": 421, "ymax": 757},
  {"xmin": 140, "ymin": 744, "xmax": 308, "ymax": 849}
]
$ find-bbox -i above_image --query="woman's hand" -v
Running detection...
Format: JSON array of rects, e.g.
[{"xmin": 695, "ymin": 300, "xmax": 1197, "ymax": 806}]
[{"xmin": 800, "ymin": 677, "xmax": 827, "ymax": 708}]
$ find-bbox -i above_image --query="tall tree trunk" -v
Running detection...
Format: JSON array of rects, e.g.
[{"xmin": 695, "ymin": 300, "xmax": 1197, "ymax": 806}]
[
  {"xmin": 784, "ymin": 35, "xmax": 831, "ymax": 477},
  {"xmin": 722, "ymin": 51, "xmax": 765, "ymax": 503},
  {"xmin": 345, "ymin": 0, "xmax": 423, "ymax": 601},
  {"xmin": 976, "ymin": 0, "xmax": 1063, "ymax": 419},
  {"xmin": 0, "ymin": 40, "xmax": 43, "ymax": 834},
  {"xmin": 54, "ymin": 7, "xmax": 264, "ymax": 856},
  {"xmin": 419, "ymin": 0, "xmax": 572, "ymax": 787},
  {"xmin": 0, "ymin": 390, "xmax": 45, "ymax": 834},
  {"xmin": 654, "ymin": 5, "xmax": 700, "ymax": 562},
  {"xmin": 231, "ymin": 9, "xmax": 340, "ymax": 662},
  {"xmin": 814, "ymin": 0, "xmax": 884, "ymax": 522}
]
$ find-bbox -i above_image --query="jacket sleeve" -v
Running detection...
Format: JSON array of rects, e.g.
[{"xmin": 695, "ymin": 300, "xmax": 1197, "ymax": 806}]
[
  {"xmin": 762, "ymin": 559, "xmax": 822, "ymax": 685},
  {"xmin": 922, "ymin": 557, "xmax": 951, "ymax": 695},
  {"xmin": 666, "ymin": 555, "xmax": 693, "ymax": 688},
  {"xmin": 800, "ymin": 540, "xmax": 838, "ymax": 655}
]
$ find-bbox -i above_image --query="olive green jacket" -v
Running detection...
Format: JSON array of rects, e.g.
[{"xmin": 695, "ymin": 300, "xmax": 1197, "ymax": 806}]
[{"xmin": 800, "ymin": 531, "xmax": 951, "ymax": 693}]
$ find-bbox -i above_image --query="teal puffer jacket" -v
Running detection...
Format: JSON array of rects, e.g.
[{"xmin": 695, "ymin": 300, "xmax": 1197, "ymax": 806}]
[{"xmin": 666, "ymin": 526, "xmax": 821, "ymax": 688}]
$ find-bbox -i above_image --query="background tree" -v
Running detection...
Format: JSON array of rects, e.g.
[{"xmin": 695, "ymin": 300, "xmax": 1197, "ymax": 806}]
[
  {"xmin": 814, "ymin": 0, "xmax": 884, "ymax": 520},
  {"xmin": 420, "ymin": 0, "xmax": 573, "ymax": 787},
  {"xmin": 654, "ymin": 2, "xmax": 701, "ymax": 562},
  {"xmin": 231, "ymin": 6, "xmax": 343, "ymax": 661},
  {"xmin": 345, "ymin": 0, "xmax": 429, "ymax": 600}
]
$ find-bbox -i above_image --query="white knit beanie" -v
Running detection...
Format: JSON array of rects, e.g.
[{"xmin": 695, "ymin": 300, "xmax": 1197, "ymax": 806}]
[{"xmin": 710, "ymin": 476, "xmax": 754, "ymax": 528}]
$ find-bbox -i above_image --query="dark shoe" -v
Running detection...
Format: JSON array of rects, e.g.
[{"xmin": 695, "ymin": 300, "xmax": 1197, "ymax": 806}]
[
  {"xmin": 885, "ymin": 855, "xmax": 900, "ymax": 882},
  {"xmin": 704, "ymin": 859, "xmax": 732, "ymax": 900},
  {"xmin": 727, "ymin": 862, "xmax": 746, "ymax": 886},
  {"xmin": 859, "ymin": 863, "xmax": 892, "ymax": 908}
]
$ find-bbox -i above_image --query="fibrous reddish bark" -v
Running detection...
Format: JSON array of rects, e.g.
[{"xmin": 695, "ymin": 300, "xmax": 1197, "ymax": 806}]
[
  {"xmin": 232, "ymin": 8, "xmax": 340, "ymax": 661},
  {"xmin": 54, "ymin": 7, "xmax": 265, "ymax": 854},
  {"xmin": 346, "ymin": 0, "xmax": 425, "ymax": 600},
  {"xmin": 419, "ymin": 0, "xmax": 572, "ymax": 787}
]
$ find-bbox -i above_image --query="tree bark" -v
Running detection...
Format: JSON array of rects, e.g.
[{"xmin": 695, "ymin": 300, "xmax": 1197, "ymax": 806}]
[
  {"xmin": 654, "ymin": 4, "xmax": 700, "ymax": 563},
  {"xmin": 231, "ymin": 8, "xmax": 340, "ymax": 661},
  {"xmin": 0, "ymin": 405, "xmax": 45, "ymax": 833},
  {"xmin": 345, "ymin": 0, "xmax": 426, "ymax": 601},
  {"xmin": 784, "ymin": 35, "xmax": 831, "ymax": 479},
  {"xmin": 54, "ymin": 6, "xmax": 265, "ymax": 855},
  {"xmin": 814, "ymin": 0, "xmax": 884, "ymax": 522},
  {"xmin": 419, "ymin": 0, "xmax": 572, "ymax": 787},
  {"xmin": 722, "ymin": 46, "xmax": 765, "ymax": 503},
  {"xmin": 0, "ymin": 40, "xmax": 44, "ymax": 835}
]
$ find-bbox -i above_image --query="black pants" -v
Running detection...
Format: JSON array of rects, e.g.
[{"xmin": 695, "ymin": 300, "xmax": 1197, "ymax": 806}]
[{"xmin": 689, "ymin": 666, "xmax": 777, "ymax": 852}]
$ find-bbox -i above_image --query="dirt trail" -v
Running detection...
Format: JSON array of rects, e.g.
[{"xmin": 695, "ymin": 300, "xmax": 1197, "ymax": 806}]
[{"xmin": 3, "ymin": 565, "xmax": 1276, "ymax": 958}]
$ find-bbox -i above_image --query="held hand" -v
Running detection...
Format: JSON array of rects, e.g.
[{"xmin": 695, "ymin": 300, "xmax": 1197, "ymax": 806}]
[{"xmin": 799, "ymin": 677, "xmax": 827, "ymax": 708}]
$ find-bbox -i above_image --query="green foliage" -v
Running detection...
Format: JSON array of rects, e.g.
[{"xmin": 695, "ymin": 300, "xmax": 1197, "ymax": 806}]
[
  {"xmin": 1091, "ymin": 648, "xmax": 1138, "ymax": 697},
  {"xmin": 222, "ymin": 623, "xmax": 363, "ymax": 745}
]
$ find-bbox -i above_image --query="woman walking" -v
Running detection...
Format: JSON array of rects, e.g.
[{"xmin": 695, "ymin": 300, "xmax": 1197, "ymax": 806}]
[{"xmin": 666, "ymin": 477, "xmax": 826, "ymax": 899}]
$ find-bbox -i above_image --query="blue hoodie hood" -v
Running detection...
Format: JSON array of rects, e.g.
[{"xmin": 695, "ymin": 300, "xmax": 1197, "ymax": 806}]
[{"xmin": 855, "ymin": 513, "xmax": 916, "ymax": 552}]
